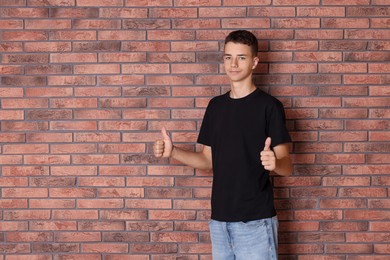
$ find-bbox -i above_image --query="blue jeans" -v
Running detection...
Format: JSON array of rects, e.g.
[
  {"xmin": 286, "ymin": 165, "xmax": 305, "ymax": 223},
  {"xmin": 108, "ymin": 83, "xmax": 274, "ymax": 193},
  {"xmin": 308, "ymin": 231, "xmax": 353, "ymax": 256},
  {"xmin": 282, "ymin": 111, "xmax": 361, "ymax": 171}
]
[{"xmin": 209, "ymin": 216, "xmax": 279, "ymax": 260}]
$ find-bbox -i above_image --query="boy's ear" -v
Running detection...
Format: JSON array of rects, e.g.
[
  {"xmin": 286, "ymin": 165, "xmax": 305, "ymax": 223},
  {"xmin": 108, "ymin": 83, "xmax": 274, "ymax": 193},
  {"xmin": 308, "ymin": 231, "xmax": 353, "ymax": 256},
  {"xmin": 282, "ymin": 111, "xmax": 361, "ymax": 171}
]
[{"xmin": 252, "ymin": 56, "xmax": 259, "ymax": 69}]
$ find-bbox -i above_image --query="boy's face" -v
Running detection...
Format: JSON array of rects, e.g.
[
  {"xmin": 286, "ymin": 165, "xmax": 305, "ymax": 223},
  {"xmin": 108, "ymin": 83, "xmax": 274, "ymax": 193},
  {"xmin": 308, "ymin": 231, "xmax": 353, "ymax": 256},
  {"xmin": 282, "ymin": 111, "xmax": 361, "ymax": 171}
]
[{"xmin": 223, "ymin": 42, "xmax": 259, "ymax": 83}]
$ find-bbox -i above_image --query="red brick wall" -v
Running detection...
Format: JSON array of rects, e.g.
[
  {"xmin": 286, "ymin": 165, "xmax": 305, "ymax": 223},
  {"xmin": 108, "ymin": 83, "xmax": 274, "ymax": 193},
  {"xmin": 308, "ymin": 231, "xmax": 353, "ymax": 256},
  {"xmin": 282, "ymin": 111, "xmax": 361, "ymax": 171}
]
[{"xmin": 0, "ymin": 0, "xmax": 389, "ymax": 259}]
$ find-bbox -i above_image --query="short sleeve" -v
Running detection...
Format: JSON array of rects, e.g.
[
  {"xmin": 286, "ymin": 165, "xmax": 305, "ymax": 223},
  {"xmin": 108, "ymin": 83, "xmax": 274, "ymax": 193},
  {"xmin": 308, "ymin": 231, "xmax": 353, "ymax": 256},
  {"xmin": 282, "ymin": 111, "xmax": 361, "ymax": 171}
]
[
  {"xmin": 266, "ymin": 99, "xmax": 291, "ymax": 147},
  {"xmin": 197, "ymin": 102, "xmax": 213, "ymax": 146}
]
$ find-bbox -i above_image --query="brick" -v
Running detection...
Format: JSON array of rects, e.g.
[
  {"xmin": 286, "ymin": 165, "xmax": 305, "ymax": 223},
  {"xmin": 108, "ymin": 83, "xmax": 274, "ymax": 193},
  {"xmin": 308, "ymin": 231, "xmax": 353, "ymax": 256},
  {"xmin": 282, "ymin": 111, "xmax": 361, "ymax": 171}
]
[
  {"xmin": 271, "ymin": 40, "xmax": 318, "ymax": 50},
  {"xmin": 171, "ymin": 64, "xmax": 218, "ymax": 74},
  {"xmin": 77, "ymin": 0, "xmax": 123, "ymax": 6},
  {"xmin": 320, "ymin": 131, "xmax": 367, "ymax": 142},
  {"xmin": 99, "ymin": 121, "xmax": 146, "ymax": 131},
  {"xmin": 291, "ymin": 188, "xmax": 337, "ymax": 198},
  {"xmin": 344, "ymin": 165, "xmax": 390, "ymax": 175},
  {"xmin": 199, "ymin": 7, "xmax": 245, "ymax": 17},
  {"xmin": 123, "ymin": 109, "xmax": 170, "ymax": 119},
  {"xmin": 78, "ymin": 221, "xmax": 125, "ymax": 231},
  {"xmin": 24, "ymin": 155, "xmax": 70, "ymax": 165},
  {"xmin": 150, "ymin": 8, "xmax": 197, "ymax": 18},
  {"xmin": 51, "ymin": 53, "xmax": 97, "ymax": 63},
  {"xmin": 297, "ymin": 7, "xmax": 345, "ymax": 17},
  {"xmin": 346, "ymin": 29, "xmax": 390, "ymax": 39},
  {"xmin": 75, "ymin": 87, "xmax": 121, "ymax": 97},
  {"xmin": 249, "ymin": 7, "xmax": 295, "ymax": 17},
  {"xmin": 126, "ymin": 177, "xmax": 173, "ymax": 187},
  {"xmin": 74, "ymin": 109, "xmax": 121, "ymax": 119},
  {"xmin": 3, "ymin": 144, "xmax": 48, "ymax": 154},
  {"xmin": 345, "ymin": 51, "xmax": 390, "ymax": 61},
  {"xmin": 1, "ymin": 76, "xmax": 46, "ymax": 87},
  {"xmin": 294, "ymin": 52, "xmax": 342, "ymax": 62},
  {"xmin": 73, "ymin": 41, "xmax": 120, "ymax": 52},
  {"xmin": 341, "ymin": 187, "xmax": 387, "ymax": 198},
  {"xmin": 32, "ymin": 243, "xmax": 79, "ymax": 253},
  {"xmin": 122, "ymin": 64, "xmax": 169, "ymax": 74},
  {"xmin": 295, "ymin": 210, "xmax": 342, "ymax": 221},
  {"xmin": 0, "ymin": 221, "xmax": 28, "ymax": 231},
  {"xmin": 51, "ymin": 98, "xmax": 97, "ymax": 108},
  {"xmin": 347, "ymin": 7, "xmax": 390, "ymax": 17},
  {"xmin": 147, "ymin": 188, "xmax": 192, "ymax": 199},
  {"xmin": 99, "ymin": 75, "xmax": 144, "ymax": 86},
  {"xmin": 319, "ymin": 63, "xmax": 367, "ymax": 73},
  {"xmin": 148, "ymin": 52, "xmax": 195, "ymax": 63},
  {"xmin": 50, "ymin": 121, "xmax": 97, "ymax": 131},
  {"xmin": 319, "ymin": 109, "xmax": 367, "ymax": 118},
  {"xmin": 97, "ymin": 188, "xmax": 144, "ymax": 198},
  {"xmin": 99, "ymin": 143, "xmax": 145, "ymax": 154},
  {"xmin": 50, "ymin": 7, "xmax": 99, "ymax": 18},
  {"xmin": 369, "ymin": 63, "xmax": 390, "ymax": 73},
  {"xmin": 270, "ymin": 63, "xmax": 317, "ymax": 73},
  {"xmin": 148, "ymin": 30, "xmax": 195, "ymax": 40},
  {"xmin": 346, "ymin": 120, "xmax": 389, "ymax": 130},
  {"xmin": 6, "ymin": 232, "xmax": 53, "ymax": 242},
  {"xmin": 173, "ymin": 19, "xmax": 220, "ymax": 29},
  {"xmin": 26, "ymin": 64, "xmax": 72, "ymax": 75},
  {"xmin": 78, "ymin": 177, "xmax": 125, "ymax": 187},
  {"xmin": 323, "ymin": 18, "xmax": 369, "ymax": 28},
  {"xmin": 98, "ymin": 30, "xmax": 146, "ymax": 40},
  {"xmin": 100, "ymin": 210, "xmax": 147, "ymax": 220},
  {"xmin": 325, "ymin": 244, "xmax": 373, "ymax": 254},
  {"xmin": 295, "ymin": 30, "xmax": 343, "ymax": 39},
  {"xmin": 30, "ymin": 177, "xmax": 76, "ymax": 187},
  {"xmin": 371, "ymin": 18, "xmax": 390, "ymax": 28},
  {"xmin": 29, "ymin": 199, "xmax": 75, "ymax": 208},
  {"xmin": 29, "ymin": 221, "xmax": 76, "ymax": 231},
  {"xmin": 324, "ymin": 0, "xmax": 369, "ymax": 4},
  {"xmin": 274, "ymin": 0, "xmax": 319, "ymax": 4},
  {"xmin": 321, "ymin": 222, "xmax": 368, "ymax": 232},
  {"xmin": 49, "ymin": 30, "xmax": 97, "ymax": 40},
  {"xmin": 52, "ymin": 210, "xmax": 98, "ymax": 220},
  {"xmin": 48, "ymin": 76, "xmax": 96, "ymax": 86},
  {"xmin": 124, "ymin": 0, "xmax": 172, "ymax": 6},
  {"xmin": 151, "ymin": 232, "xmax": 198, "ymax": 243},
  {"xmin": 101, "ymin": 8, "xmax": 147, "ymax": 18},
  {"xmin": 295, "ymin": 120, "xmax": 343, "ymax": 131},
  {"xmin": 25, "ymin": 19, "xmax": 71, "ymax": 29},
  {"xmin": 72, "ymin": 154, "xmax": 119, "ymax": 165},
  {"xmin": 222, "ymin": 18, "xmax": 269, "ymax": 28},
  {"xmin": 74, "ymin": 64, "xmax": 120, "ymax": 74},
  {"xmin": 73, "ymin": 19, "xmax": 120, "ymax": 29},
  {"xmin": 0, "ymin": 19, "xmax": 23, "ymax": 29},
  {"xmin": 103, "ymin": 232, "xmax": 149, "ymax": 243},
  {"xmin": 3, "ymin": 210, "xmax": 51, "ymax": 220},
  {"xmin": 99, "ymin": 53, "xmax": 146, "ymax": 63},
  {"xmin": 369, "ymin": 41, "xmax": 390, "ymax": 50},
  {"xmin": 320, "ymin": 40, "xmax": 367, "ymax": 51},
  {"xmin": 0, "ymin": 177, "xmax": 27, "ymax": 186},
  {"xmin": 26, "ymin": 110, "xmax": 72, "ymax": 120},
  {"xmin": 2, "ymin": 122, "xmax": 48, "ymax": 132},
  {"xmin": 74, "ymin": 133, "xmax": 120, "ymax": 143},
  {"xmin": 0, "ymin": 8, "xmax": 48, "ymax": 17},
  {"xmin": 77, "ymin": 199, "xmax": 124, "ymax": 209},
  {"xmin": 2, "ymin": 166, "xmax": 48, "ymax": 176},
  {"xmin": 367, "ymin": 154, "xmax": 390, "ymax": 164},
  {"xmin": 295, "ymin": 75, "xmax": 341, "ymax": 85},
  {"xmin": 319, "ymin": 86, "xmax": 368, "ymax": 96},
  {"xmin": 0, "ymin": 110, "xmax": 23, "ymax": 120},
  {"xmin": 0, "ymin": 199, "xmax": 27, "ymax": 208},
  {"xmin": 131, "ymin": 243, "xmax": 177, "ymax": 254},
  {"xmin": 125, "ymin": 199, "xmax": 171, "ymax": 209},
  {"xmin": 121, "ymin": 42, "xmax": 170, "ymax": 52},
  {"xmin": 51, "ymin": 144, "xmax": 97, "ymax": 154},
  {"xmin": 2, "ymin": 31, "xmax": 48, "ymax": 41},
  {"xmin": 26, "ymin": 133, "xmax": 72, "ymax": 143},
  {"xmin": 273, "ymin": 18, "xmax": 320, "ymax": 28},
  {"xmin": 0, "ymin": 87, "xmax": 24, "ymax": 97}
]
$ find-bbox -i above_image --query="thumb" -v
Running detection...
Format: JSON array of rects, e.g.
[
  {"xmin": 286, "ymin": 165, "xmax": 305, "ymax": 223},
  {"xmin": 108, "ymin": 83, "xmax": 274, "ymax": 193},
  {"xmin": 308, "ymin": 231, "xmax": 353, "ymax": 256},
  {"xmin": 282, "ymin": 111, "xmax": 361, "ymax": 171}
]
[
  {"xmin": 161, "ymin": 127, "xmax": 171, "ymax": 141},
  {"xmin": 264, "ymin": 137, "xmax": 271, "ymax": 151}
]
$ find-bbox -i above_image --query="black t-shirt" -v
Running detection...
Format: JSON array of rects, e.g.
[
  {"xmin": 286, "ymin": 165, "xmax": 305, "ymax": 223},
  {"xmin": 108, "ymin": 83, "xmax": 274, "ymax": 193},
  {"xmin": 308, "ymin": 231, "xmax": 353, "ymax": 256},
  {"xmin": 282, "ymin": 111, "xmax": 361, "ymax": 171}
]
[{"xmin": 197, "ymin": 88, "xmax": 291, "ymax": 222}]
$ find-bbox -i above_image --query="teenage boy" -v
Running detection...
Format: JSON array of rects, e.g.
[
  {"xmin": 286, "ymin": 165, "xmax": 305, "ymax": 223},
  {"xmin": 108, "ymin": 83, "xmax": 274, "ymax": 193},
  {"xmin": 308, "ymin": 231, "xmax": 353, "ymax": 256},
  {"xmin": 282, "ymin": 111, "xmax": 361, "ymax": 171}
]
[{"xmin": 153, "ymin": 30, "xmax": 292, "ymax": 260}]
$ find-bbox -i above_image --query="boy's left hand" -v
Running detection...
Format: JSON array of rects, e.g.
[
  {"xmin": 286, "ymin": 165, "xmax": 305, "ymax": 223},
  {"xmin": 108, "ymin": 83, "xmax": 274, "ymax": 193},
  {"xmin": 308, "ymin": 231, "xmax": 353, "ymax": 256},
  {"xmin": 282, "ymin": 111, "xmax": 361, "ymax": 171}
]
[{"xmin": 260, "ymin": 137, "xmax": 276, "ymax": 171}]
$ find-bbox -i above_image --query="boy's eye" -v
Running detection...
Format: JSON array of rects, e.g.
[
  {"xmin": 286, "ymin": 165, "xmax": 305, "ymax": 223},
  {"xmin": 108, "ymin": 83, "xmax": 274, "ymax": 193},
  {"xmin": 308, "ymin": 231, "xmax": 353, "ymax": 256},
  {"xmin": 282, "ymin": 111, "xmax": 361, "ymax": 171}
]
[
  {"xmin": 224, "ymin": 56, "xmax": 231, "ymax": 60},
  {"xmin": 239, "ymin": 57, "xmax": 246, "ymax": 60}
]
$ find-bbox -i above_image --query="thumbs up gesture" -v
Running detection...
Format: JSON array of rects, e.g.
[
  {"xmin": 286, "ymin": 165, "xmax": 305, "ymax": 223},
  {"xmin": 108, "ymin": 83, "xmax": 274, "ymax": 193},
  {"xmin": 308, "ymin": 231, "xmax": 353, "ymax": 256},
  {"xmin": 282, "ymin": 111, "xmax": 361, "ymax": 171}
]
[
  {"xmin": 153, "ymin": 127, "xmax": 173, "ymax": 158},
  {"xmin": 260, "ymin": 137, "xmax": 276, "ymax": 171}
]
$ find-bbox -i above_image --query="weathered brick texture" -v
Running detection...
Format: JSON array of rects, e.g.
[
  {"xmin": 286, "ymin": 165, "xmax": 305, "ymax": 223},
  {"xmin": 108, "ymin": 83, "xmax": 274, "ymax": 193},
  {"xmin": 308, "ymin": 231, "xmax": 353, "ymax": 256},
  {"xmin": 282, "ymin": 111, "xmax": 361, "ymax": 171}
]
[{"xmin": 0, "ymin": 0, "xmax": 389, "ymax": 258}]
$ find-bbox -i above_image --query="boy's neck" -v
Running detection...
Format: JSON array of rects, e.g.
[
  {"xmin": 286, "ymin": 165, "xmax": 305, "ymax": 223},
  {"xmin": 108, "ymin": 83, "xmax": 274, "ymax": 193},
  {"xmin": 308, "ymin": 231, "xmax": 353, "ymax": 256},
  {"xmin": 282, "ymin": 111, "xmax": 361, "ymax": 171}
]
[{"xmin": 229, "ymin": 82, "xmax": 257, "ymax": 99}]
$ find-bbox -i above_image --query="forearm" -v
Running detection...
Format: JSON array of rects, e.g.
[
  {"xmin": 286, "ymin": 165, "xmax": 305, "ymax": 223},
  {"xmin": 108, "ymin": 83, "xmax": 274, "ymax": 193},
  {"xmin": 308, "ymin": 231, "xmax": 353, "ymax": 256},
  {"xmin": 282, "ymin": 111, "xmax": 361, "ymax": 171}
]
[
  {"xmin": 171, "ymin": 146, "xmax": 212, "ymax": 170},
  {"xmin": 273, "ymin": 155, "xmax": 293, "ymax": 176}
]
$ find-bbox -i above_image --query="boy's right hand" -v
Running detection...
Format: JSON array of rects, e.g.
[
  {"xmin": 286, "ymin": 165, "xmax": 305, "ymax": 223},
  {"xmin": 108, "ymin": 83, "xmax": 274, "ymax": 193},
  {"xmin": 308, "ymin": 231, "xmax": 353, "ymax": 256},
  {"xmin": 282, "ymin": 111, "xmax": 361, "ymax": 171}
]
[{"xmin": 153, "ymin": 127, "xmax": 173, "ymax": 158}]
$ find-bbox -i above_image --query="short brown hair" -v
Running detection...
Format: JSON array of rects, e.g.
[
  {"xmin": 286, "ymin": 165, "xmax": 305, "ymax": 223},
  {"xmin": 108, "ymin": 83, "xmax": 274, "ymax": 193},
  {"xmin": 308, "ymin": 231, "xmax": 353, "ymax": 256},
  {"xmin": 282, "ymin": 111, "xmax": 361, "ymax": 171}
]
[{"xmin": 224, "ymin": 30, "xmax": 258, "ymax": 56}]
